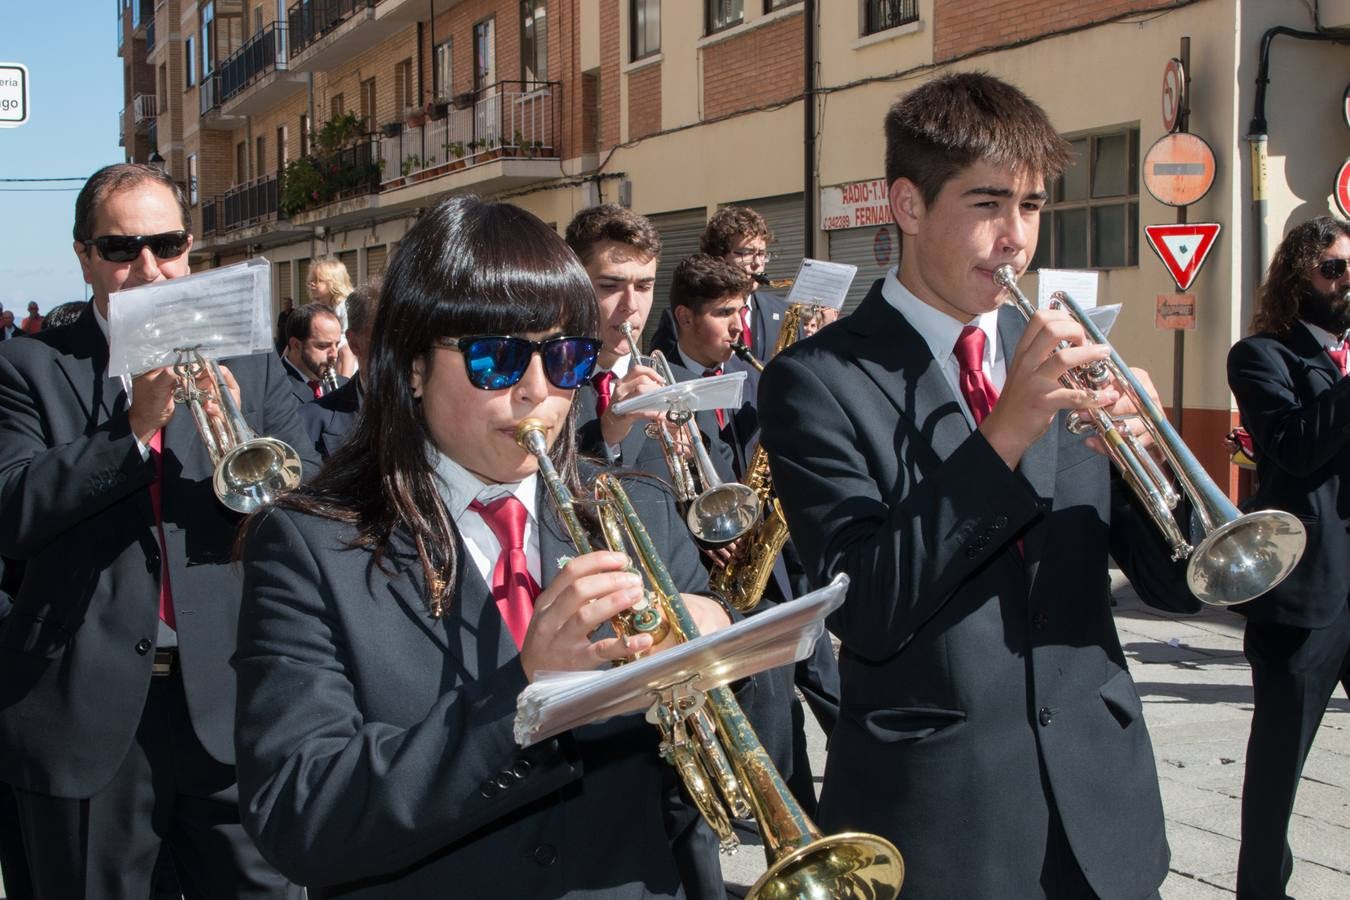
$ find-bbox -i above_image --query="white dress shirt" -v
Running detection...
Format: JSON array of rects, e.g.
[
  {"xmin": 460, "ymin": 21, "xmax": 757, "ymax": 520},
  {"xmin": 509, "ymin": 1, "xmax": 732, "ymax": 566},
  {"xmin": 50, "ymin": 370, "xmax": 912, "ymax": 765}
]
[
  {"xmin": 880, "ymin": 268, "xmax": 1006, "ymax": 429},
  {"xmin": 432, "ymin": 450, "xmax": 543, "ymax": 588},
  {"xmin": 1300, "ymin": 319, "xmax": 1347, "ymax": 364}
]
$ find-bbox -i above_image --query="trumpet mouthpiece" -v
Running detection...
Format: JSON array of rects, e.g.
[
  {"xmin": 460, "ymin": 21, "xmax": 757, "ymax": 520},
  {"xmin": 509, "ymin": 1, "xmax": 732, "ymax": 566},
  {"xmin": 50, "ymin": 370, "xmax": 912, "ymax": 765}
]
[
  {"xmin": 992, "ymin": 264, "xmax": 1018, "ymax": 289},
  {"xmin": 514, "ymin": 418, "xmax": 550, "ymax": 451}
]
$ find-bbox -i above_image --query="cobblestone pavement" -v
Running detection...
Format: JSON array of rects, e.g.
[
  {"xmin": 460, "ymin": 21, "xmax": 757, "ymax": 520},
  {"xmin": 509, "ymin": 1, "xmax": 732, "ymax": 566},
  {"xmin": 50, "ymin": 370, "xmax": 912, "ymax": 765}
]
[{"xmin": 722, "ymin": 570, "xmax": 1350, "ymax": 898}]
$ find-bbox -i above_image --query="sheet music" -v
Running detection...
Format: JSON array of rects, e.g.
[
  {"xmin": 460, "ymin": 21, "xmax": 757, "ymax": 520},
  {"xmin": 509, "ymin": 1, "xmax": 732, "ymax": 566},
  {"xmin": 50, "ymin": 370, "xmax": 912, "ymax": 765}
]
[
  {"xmin": 1036, "ymin": 268, "xmax": 1099, "ymax": 310},
  {"xmin": 610, "ymin": 371, "xmax": 747, "ymax": 417},
  {"xmin": 107, "ymin": 259, "xmax": 274, "ymax": 379},
  {"xmin": 784, "ymin": 258, "xmax": 857, "ymax": 311},
  {"xmin": 514, "ymin": 575, "xmax": 848, "ymax": 746}
]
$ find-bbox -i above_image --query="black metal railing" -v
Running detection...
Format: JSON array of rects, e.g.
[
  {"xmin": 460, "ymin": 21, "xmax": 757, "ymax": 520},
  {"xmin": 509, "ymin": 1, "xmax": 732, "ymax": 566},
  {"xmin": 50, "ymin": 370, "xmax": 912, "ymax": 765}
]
[
  {"xmin": 146, "ymin": 18, "xmax": 156, "ymax": 53},
  {"xmin": 220, "ymin": 22, "xmax": 288, "ymax": 103},
  {"xmin": 287, "ymin": 0, "xmax": 373, "ymax": 59},
  {"xmin": 864, "ymin": 0, "xmax": 919, "ymax": 34},
  {"xmin": 280, "ymin": 135, "xmax": 381, "ymax": 216},
  {"xmin": 201, "ymin": 198, "xmax": 218, "ymax": 237},
  {"xmin": 222, "ymin": 174, "xmax": 280, "ymax": 232},
  {"xmin": 200, "ymin": 72, "xmax": 221, "ymax": 116}
]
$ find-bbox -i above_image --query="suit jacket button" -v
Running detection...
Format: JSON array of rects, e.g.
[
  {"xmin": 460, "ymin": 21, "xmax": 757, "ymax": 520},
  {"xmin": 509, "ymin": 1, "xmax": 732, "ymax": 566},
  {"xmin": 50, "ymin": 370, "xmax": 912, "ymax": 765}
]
[
  {"xmin": 531, "ymin": 844, "xmax": 557, "ymax": 867},
  {"xmin": 1038, "ymin": 707, "xmax": 1053, "ymax": 727},
  {"xmin": 495, "ymin": 772, "xmax": 513, "ymax": 790},
  {"xmin": 480, "ymin": 780, "xmax": 500, "ymax": 799},
  {"xmin": 135, "ymin": 639, "xmax": 152, "ymax": 655},
  {"xmin": 512, "ymin": 759, "xmax": 533, "ymax": 779}
]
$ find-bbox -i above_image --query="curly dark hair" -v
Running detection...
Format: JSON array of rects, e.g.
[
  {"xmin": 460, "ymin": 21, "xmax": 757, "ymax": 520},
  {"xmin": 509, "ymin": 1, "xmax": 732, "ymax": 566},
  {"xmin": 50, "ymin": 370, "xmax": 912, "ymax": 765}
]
[
  {"xmin": 565, "ymin": 204, "xmax": 663, "ymax": 265},
  {"xmin": 1251, "ymin": 216, "xmax": 1350, "ymax": 336},
  {"xmin": 669, "ymin": 253, "xmax": 754, "ymax": 311},
  {"xmin": 700, "ymin": 206, "xmax": 773, "ymax": 259}
]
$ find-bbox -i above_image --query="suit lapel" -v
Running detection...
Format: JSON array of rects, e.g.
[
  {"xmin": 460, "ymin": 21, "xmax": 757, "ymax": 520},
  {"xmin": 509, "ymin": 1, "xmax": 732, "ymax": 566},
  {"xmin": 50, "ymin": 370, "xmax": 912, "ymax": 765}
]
[
  {"xmin": 51, "ymin": 309, "xmax": 120, "ymax": 424},
  {"xmin": 1290, "ymin": 322, "xmax": 1342, "ymax": 389}
]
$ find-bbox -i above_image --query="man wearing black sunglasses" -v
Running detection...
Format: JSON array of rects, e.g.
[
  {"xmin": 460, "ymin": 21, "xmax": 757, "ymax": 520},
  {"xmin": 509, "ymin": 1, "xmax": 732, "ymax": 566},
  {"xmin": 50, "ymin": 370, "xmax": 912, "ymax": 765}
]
[
  {"xmin": 0, "ymin": 163, "xmax": 306, "ymax": 898},
  {"xmin": 1228, "ymin": 214, "xmax": 1350, "ymax": 900}
]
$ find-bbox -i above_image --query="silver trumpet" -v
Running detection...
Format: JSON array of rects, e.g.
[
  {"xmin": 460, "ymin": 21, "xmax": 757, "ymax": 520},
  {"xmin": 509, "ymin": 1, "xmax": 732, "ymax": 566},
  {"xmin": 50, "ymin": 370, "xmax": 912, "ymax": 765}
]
[
  {"xmin": 319, "ymin": 361, "xmax": 340, "ymax": 395},
  {"xmin": 172, "ymin": 347, "xmax": 303, "ymax": 514},
  {"xmin": 992, "ymin": 265, "xmax": 1305, "ymax": 606},
  {"xmin": 645, "ymin": 349, "xmax": 761, "ymax": 549}
]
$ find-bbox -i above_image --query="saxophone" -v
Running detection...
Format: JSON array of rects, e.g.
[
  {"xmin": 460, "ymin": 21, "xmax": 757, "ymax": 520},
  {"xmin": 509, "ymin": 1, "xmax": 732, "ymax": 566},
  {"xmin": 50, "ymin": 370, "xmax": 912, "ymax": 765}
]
[{"xmin": 714, "ymin": 302, "xmax": 815, "ymax": 611}]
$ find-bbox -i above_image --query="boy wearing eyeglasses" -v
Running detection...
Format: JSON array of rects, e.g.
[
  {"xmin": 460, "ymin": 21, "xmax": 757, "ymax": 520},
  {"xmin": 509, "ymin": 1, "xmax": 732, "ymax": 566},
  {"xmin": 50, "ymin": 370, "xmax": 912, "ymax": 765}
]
[
  {"xmin": 0, "ymin": 163, "xmax": 315, "ymax": 899},
  {"xmin": 1227, "ymin": 215, "xmax": 1350, "ymax": 900}
]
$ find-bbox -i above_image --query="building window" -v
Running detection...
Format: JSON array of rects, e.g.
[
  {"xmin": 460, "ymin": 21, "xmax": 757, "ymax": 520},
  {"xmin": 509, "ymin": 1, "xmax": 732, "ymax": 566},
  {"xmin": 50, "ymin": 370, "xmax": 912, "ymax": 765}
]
[
  {"xmin": 330, "ymin": 93, "xmax": 344, "ymax": 120},
  {"xmin": 765, "ymin": 0, "xmax": 800, "ymax": 9},
  {"xmin": 276, "ymin": 124, "xmax": 288, "ymax": 171},
  {"xmin": 255, "ymin": 134, "xmax": 266, "ymax": 177},
  {"xmin": 706, "ymin": 0, "xmax": 743, "ymax": 34},
  {"xmin": 360, "ymin": 77, "xmax": 376, "ymax": 132},
  {"xmin": 396, "ymin": 57, "xmax": 415, "ymax": 111},
  {"xmin": 235, "ymin": 140, "xmax": 247, "ymax": 183},
  {"xmin": 201, "ymin": 1, "xmax": 215, "ymax": 77},
  {"xmin": 158, "ymin": 64, "xmax": 168, "ymax": 113},
  {"xmin": 185, "ymin": 36, "xmax": 196, "ymax": 88},
  {"xmin": 862, "ymin": 0, "xmax": 918, "ymax": 35},
  {"xmin": 433, "ymin": 41, "xmax": 452, "ymax": 102},
  {"xmin": 521, "ymin": 1, "xmax": 548, "ymax": 83},
  {"xmin": 300, "ymin": 113, "xmax": 310, "ymax": 157},
  {"xmin": 473, "ymin": 19, "xmax": 495, "ymax": 93},
  {"xmin": 187, "ymin": 153, "xmax": 199, "ymax": 205},
  {"xmin": 631, "ymin": 0, "xmax": 659, "ymax": 61},
  {"xmin": 1031, "ymin": 127, "xmax": 1141, "ymax": 271}
]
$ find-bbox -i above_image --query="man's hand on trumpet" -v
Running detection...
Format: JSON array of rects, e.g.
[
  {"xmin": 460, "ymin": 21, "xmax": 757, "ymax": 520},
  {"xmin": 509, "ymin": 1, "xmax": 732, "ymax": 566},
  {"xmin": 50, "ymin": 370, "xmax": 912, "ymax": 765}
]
[
  {"xmin": 599, "ymin": 363, "xmax": 666, "ymax": 447},
  {"xmin": 129, "ymin": 362, "xmax": 242, "ymax": 447},
  {"xmin": 1080, "ymin": 365, "xmax": 1163, "ymax": 459}
]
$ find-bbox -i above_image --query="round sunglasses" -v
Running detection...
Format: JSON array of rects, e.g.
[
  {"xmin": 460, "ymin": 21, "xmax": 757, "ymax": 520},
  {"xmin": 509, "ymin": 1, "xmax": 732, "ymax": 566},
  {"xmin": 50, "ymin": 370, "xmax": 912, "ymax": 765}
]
[
  {"xmin": 1313, "ymin": 257, "xmax": 1349, "ymax": 281},
  {"xmin": 82, "ymin": 231, "xmax": 190, "ymax": 264},
  {"xmin": 435, "ymin": 335, "xmax": 600, "ymax": 391}
]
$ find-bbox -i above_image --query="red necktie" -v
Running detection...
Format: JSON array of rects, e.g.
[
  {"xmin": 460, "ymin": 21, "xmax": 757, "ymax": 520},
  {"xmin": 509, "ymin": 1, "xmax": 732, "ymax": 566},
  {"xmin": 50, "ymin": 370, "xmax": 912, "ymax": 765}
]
[
  {"xmin": 593, "ymin": 370, "xmax": 616, "ymax": 418},
  {"xmin": 469, "ymin": 496, "xmax": 540, "ymax": 649},
  {"xmin": 954, "ymin": 326, "xmax": 1000, "ymax": 425},
  {"xmin": 739, "ymin": 306, "xmax": 753, "ymax": 352},
  {"xmin": 147, "ymin": 429, "xmax": 176, "ymax": 629},
  {"xmin": 702, "ymin": 367, "xmax": 726, "ymax": 429},
  {"xmin": 307, "ymin": 379, "xmax": 323, "ymax": 398},
  {"xmin": 1328, "ymin": 345, "xmax": 1348, "ymax": 377}
]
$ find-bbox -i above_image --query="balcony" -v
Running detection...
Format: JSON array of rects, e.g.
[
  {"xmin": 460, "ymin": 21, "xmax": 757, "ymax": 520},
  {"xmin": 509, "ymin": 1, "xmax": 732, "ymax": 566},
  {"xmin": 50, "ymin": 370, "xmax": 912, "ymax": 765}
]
[
  {"xmin": 379, "ymin": 81, "xmax": 561, "ymax": 207},
  {"xmin": 133, "ymin": 93, "xmax": 158, "ymax": 128},
  {"xmin": 146, "ymin": 18, "xmax": 156, "ymax": 54},
  {"xmin": 286, "ymin": 0, "xmax": 403, "ymax": 73},
  {"xmin": 201, "ymin": 198, "xmax": 218, "ymax": 239},
  {"xmin": 223, "ymin": 174, "xmax": 281, "ymax": 232},
  {"xmin": 219, "ymin": 22, "xmax": 303, "ymax": 116},
  {"xmin": 199, "ymin": 72, "xmax": 239, "ymax": 129},
  {"xmin": 282, "ymin": 136, "xmax": 383, "ymax": 227},
  {"xmin": 118, "ymin": 106, "xmax": 126, "ymax": 147},
  {"xmin": 132, "ymin": 0, "xmax": 153, "ymax": 33}
]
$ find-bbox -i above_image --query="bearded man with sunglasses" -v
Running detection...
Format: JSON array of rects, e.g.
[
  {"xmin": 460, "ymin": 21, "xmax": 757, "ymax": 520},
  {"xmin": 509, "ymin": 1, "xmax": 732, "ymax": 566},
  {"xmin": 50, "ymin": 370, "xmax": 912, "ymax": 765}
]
[
  {"xmin": 1228, "ymin": 214, "xmax": 1350, "ymax": 900},
  {"xmin": 0, "ymin": 164, "xmax": 311, "ymax": 899}
]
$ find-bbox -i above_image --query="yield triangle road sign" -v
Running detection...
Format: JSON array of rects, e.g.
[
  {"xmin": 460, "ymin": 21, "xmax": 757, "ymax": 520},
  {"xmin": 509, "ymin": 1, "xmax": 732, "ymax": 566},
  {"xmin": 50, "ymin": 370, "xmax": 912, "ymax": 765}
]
[{"xmin": 1144, "ymin": 223, "xmax": 1221, "ymax": 291}]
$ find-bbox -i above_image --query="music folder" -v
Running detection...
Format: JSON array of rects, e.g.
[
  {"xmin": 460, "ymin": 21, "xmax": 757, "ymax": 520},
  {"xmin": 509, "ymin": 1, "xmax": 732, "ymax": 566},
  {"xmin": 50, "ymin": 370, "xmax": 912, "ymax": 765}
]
[
  {"xmin": 514, "ymin": 574, "xmax": 848, "ymax": 747},
  {"xmin": 609, "ymin": 370, "xmax": 747, "ymax": 418}
]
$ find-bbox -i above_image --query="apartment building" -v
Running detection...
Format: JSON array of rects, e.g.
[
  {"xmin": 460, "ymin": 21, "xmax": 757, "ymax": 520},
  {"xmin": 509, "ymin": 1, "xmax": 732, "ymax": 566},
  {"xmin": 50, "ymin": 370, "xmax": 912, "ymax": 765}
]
[{"xmin": 116, "ymin": 0, "xmax": 1350, "ymax": 493}]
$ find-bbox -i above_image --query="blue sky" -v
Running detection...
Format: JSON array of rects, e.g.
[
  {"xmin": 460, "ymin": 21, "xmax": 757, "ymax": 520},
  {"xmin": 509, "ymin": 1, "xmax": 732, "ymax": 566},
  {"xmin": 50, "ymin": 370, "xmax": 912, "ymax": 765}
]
[{"xmin": 1, "ymin": 4, "xmax": 124, "ymax": 310}]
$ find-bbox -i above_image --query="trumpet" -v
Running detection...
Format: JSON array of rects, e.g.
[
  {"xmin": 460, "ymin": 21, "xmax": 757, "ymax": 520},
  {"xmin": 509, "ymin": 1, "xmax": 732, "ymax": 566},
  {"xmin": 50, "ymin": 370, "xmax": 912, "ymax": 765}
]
[
  {"xmin": 515, "ymin": 418, "xmax": 904, "ymax": 898},
  {"xmin": 318, "ymin": 361, "xmax": 339, "ymax": 395},
  {"xmin": 645, "ymin": 350, "xmax": 761, "ymax": 549},
  {"xmin": 992, "ymin": 265, "xmax": 1305, "ymax": 606},
  {"xmin": 172, "ymin": 347, "xmax": 303, "ymax": 514}
]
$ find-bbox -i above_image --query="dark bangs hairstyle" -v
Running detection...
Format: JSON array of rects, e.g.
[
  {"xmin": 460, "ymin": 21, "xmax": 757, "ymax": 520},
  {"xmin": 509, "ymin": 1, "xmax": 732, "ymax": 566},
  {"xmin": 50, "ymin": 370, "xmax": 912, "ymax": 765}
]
[
  {"xmin": 884, "ymin": 71, "xmax": 1073, "ymax": 207},
  {"xmin": 277, "ymin": 195, "xmax": 600, "ymax": 616},
  {"xmin": 1251, "ymin": 216, "xmax": 1350, "ymax": 336}
]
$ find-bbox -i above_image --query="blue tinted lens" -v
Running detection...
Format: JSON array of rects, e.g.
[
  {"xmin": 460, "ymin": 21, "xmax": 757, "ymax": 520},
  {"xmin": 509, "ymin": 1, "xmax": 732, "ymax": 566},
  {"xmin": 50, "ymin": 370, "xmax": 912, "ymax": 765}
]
[
  {"xmin": 543, "ymin": 337, "xmax": 600, "ymax": 388},
  {"xmin": 463, "ymin": 338, "xmax": 531, "ymax": 390}
]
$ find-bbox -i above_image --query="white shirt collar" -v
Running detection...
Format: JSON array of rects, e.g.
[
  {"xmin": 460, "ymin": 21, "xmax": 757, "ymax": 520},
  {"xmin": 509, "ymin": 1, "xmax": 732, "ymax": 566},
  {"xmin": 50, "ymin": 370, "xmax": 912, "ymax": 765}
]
[
  {"xmin": 431, "ymin": 449, "xmax": 539, "ymax": 525},
  {"xmin": 880, "ymin": 267, "xmax": 1002, "ymax": 370},
  {"xmin": 673, "ymin": 341, "xmax": 723, "ymax": 374},
  {"xmin": 597, "ymin": 351, "xmax": 632, "ymax": 380},
  {"xmin": 1300, "ymin": 319, "xmax": 1345, "ymax": 350}
]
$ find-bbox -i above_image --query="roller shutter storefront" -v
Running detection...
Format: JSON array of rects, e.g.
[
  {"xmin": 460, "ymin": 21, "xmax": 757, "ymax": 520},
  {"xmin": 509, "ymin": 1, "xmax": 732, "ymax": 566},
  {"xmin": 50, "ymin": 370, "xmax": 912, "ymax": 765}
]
[
  {"xmin": 826, "ymin": 224, "xmax": 897, "ymax": 315},
  {"xmin": 274, "ymin": 260, "xmax": 292, "ymax": 305},
  {"xmin": 338, "ymin": 250, "xmax": 359, "ymax": 284},
  {"xmin": 366, "ymin": 245, "xmax": 388, "ymax": 279},
  {"xmin": 644, "ymin": 207, "xmax": 707, "ymax": 348},
  {"xmin": 296, "ymin": 259, "xmax": 312, "ymax": 303}
]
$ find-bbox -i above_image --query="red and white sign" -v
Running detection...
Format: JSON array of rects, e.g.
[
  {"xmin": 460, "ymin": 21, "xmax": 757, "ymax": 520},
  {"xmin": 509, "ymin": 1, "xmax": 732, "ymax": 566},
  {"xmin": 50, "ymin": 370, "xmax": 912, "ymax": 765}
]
[
  {"xmin": 1144, "ymin": 223, "xmax": 1221, "ymax": 292},
  {"xmin": 1343, "ymin": 83, "xmax": 1350, "ymax": 130},
  {"xmin": 1162, "ymin": 58, "xmax": 1186, "ymax": 133},
  {"xmin": 1336, "ymin": 158, "xmax": 1350, "ymax": 219},
  {"xmin": 820, "ymin": 179, "xmax": 893, "ymax": 231}
]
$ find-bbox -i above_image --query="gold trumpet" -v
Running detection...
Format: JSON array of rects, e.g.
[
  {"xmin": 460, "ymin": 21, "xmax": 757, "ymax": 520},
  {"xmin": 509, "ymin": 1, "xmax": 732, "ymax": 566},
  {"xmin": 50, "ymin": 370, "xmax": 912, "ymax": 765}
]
[
  {"xmin": 993, "ymin": 264, "xmax": 1306, "ymax": 606},
  {"xmin": 172, "ymin": 347, "xmax": 303, "ymax": 514},
  {"xmin": 514, "ymin": 418, "xmax": 904, "ymax": 898}
]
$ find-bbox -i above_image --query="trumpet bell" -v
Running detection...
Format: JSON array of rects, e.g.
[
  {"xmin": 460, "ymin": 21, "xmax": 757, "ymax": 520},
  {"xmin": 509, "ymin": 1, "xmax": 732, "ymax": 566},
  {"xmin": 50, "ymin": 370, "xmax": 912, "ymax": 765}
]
[
  {"xmin": 213, "ymin": 436, "xmax": 303, "ymax": 514},
  {"xmin": 1185, "ymin": 509, "xmax": 1306, "ymax": 606},
  {"xmin": 686, "ymin": 483, "xmax": 761, "ymax": 548},
  {"xmin": 749, "ymin": 831, "xmax": 904, "ymax": 900}
]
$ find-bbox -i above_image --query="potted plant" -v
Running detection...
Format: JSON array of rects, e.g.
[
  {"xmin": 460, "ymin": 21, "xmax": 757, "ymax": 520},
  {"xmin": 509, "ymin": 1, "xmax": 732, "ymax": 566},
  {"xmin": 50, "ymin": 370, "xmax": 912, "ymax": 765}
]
[
  {"xmin": 404, "ymin": 105, "xmax": 426, "ymax": 128},
  {"xmin": 400, "ymin": 154, "xmax": 423, "ymax": 177},
  {"xmin": 531, "ymin": 139, "xmax": 544, "ymax": 158},
  {"xmin": 381, "ymin": 121, "xmax": 403, "ymax": 138}
]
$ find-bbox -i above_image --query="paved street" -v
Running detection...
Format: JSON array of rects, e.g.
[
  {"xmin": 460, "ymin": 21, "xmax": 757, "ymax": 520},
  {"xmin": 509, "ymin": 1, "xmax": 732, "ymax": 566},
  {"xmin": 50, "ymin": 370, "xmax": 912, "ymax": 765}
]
[{"xmin": 722, "ymin": 570, "xmax": 1350, "ymax": 898}]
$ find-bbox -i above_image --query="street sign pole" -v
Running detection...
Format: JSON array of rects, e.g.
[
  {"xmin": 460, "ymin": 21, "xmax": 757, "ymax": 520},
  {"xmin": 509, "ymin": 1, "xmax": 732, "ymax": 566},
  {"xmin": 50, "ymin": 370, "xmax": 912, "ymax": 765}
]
[{"xmin": 1172, "ymin": 37, "xmax": 1190, "ymax": 433}]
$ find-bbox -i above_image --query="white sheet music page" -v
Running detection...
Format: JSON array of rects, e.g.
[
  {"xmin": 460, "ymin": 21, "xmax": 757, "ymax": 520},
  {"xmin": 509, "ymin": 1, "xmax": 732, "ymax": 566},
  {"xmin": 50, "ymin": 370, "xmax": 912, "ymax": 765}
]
[
  {"xmin": 106, "ymin": 259, "xmax": 274, "ymax": 379},
  {"xmin": 1036, "ymin": 268, "xmax": 1099, "ymax": 311},
  {"xmin": 784, "ymin": 258, "xmax": 857, "ymax": 311},
  {"xmin": 610, "ymin": 370, "xmax": 747, "ymax": 417}
]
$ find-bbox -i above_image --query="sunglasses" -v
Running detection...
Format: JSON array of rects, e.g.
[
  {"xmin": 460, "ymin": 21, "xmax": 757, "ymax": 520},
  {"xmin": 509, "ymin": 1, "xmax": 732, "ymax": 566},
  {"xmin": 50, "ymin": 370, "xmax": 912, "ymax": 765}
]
[
  {"xmin": 436, "ymin": 335, "xmax": 600, "ymax": 391},
  {"xmin": 1314, "ymin": 258, "xmax": 1349, "ymax": 281},
  {"xmin": 82, "ymin": 231, "xmax": 190, "ymax": 264}
]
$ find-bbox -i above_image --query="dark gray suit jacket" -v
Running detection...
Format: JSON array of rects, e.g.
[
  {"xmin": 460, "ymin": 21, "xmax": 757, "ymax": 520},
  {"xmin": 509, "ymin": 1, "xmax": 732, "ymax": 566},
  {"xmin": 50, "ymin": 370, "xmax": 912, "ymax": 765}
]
[
  {"xmin": 1228, "ymin": 323, "xmax": 1350, "ymax": 627},
  {"xmin": 649, "ymin": 289, "xmax": 793, "ymax": 364},
  {"xmin": 300, "ymin": 375, "xmax": 361, "ymax": 459},
  {"xmin": 234, "ymin": 476, "xmax": 705, "ymax": 898},
  {"xmin": 759, "ymin": 281, "xmax": 1197, "ymax": 900},
  {"xmin": 0, "ymin": 307, "xmax": 319, "ymax": 797}
]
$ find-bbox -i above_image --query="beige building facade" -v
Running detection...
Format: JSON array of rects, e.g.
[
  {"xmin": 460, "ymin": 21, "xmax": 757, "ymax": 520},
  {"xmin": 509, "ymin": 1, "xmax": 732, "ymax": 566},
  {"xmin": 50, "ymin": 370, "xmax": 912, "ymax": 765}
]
[{"xmin": 116, "ymin": 0, "xmax": 1350, "ymax": 494}]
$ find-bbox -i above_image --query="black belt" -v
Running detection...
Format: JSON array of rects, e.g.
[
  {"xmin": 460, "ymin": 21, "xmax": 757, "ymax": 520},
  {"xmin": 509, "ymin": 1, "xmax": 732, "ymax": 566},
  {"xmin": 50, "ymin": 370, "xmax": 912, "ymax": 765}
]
[{"xmin": 152, "ymin": 648, "xmax": 178, "ymax": 677}]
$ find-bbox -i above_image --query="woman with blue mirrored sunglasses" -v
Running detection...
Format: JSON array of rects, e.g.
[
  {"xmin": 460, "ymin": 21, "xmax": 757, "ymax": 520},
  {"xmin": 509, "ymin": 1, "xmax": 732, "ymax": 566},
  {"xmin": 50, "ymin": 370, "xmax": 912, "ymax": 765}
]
[{"xmin": 435, "ymin": 334, "xmax": 601, "ymax": 391}]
